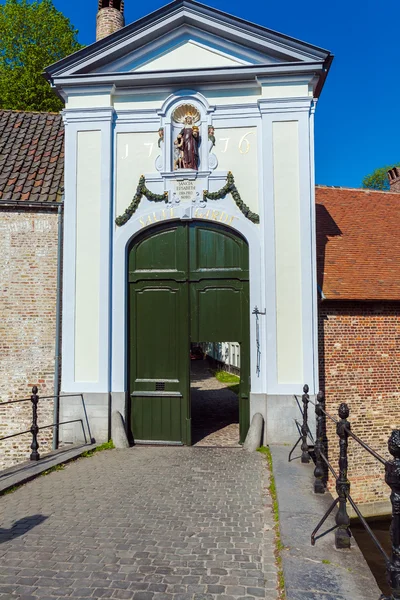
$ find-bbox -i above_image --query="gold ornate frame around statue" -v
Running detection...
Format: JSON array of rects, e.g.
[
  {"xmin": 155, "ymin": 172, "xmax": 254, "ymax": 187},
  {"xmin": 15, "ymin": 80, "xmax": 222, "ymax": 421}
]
[{"xmin": 172, "ymin": 103, "xmax": 201, "ymax": 124}]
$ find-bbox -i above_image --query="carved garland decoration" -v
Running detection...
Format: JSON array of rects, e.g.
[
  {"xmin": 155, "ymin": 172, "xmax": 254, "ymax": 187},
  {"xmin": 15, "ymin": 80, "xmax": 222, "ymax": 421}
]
[
  {"xmin": 203, "ymin": 172, "xmax": 260, "ymax": 224},
  {"xmin": 115, "ymin": 172, "xmax": 260, "ymax": 226},
  {"xmin": 115, "ymin": 175, "xmax": 168, "ymax": 227}
]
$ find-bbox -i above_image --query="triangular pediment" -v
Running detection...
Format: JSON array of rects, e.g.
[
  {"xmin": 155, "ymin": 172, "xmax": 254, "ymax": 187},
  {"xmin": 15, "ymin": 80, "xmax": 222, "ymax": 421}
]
[
  {"xmin": 92, "ymin": 26, "xmax": 281, "ymax": 75},
  {"xmin": 135, "ymin": 40, "xmax": 246, "ymax": 70},
  {"xmin": 45, "ymin": 0, "xmax": 332, "ymax": 91}
]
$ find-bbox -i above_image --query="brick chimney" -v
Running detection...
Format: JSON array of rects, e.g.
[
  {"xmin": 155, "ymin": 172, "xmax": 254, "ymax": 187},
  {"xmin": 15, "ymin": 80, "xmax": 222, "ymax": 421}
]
[
  {"xmin": 387, "ymin": 167, "xmax": 400, "ymax": 193},
  {"xmin": 96, "ymin": 0, "xmax": 125, "ymax": 42}
]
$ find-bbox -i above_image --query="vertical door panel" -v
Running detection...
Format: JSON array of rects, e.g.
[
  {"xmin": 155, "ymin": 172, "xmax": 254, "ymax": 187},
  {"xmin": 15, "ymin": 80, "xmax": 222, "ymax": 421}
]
[
  {"xmin": 189, "ymin": 222, "xmax": 249, "ymax": 281},
  {"xmin": 190, "ymin": 281, "xmax": 244, "ymax": 342},
  {"xmin": 239, "ymin": 282, "xmax": 250, "ymax": 444},
  {"xmin": 129, "ymin": 223, "xmax": 188, "ymax": 281},
  {"xmin": 129, "ymin": 222, "xmax": 190, "ymax": 444}
]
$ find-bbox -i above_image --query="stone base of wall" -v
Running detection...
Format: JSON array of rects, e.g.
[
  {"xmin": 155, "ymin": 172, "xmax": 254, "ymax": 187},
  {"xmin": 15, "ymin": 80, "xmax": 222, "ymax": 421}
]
[
  {"xmin": 59, "ymin": 392, "xmax": 110, "ymax": 445},
  {"xmin": 319, "ymin": 301, "xmax": 400, "ymax": 509},
  {"xmin": 0, "ymin": 209, "xmax": 59, "ymax": 469}
]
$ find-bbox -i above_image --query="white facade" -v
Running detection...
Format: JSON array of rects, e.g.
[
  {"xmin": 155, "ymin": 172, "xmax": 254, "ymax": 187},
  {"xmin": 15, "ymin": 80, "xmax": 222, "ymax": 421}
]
[{"xmin": 45, "ymin": 0, "xmax": 332, "ymax": 444}]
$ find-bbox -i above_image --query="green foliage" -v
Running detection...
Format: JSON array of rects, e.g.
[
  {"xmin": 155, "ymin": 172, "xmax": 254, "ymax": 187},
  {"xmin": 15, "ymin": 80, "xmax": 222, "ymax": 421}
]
[
  {"xmin": 362, "ymin": 163, "xmax": 400, "ymax": 191},
  {"xmin": 39, "ymin": 463, "xmax": 65, "ymax": 476},
  {"xmin": 203, "ymin": 172, "xmax": 260, "ymax": 224},
  {"xmin": 0, "ymin": 0, "xmax": 83, "ymax": 112},
  {"xmin": 81, "ymin": 440, "xmax": 115, "ymax": 458},
  {"xmin": 115, "ymin": 175, "xmax": 169, "ymax": 226},
  {"xmin": 214, "ymin": 369, "xmax": 240, "ymax": 395},
  {"xmin": 0, "ymin": 484, "xmax": 20, "ymax": 497}
]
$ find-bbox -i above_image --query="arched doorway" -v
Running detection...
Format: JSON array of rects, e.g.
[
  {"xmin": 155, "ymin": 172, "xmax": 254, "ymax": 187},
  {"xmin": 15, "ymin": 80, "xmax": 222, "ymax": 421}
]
[{"xmin": 128, "ymin": 220, "xmax": 250, "ymax": 445}]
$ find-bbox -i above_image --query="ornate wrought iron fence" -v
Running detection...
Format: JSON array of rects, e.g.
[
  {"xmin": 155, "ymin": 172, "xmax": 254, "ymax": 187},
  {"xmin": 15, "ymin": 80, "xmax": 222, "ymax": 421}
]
[
  {"xmin": 0, "ymin": 386, "xmax": 94, "ymax": 461},
  {"xmin": 289, "ymin": 386, "xmax": 400, "ymax": 600}
]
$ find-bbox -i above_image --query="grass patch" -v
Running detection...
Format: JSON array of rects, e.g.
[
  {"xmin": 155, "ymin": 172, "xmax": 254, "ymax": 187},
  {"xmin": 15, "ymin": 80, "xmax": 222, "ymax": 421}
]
[
  {"xmin": 80, "ymin": 439, "xmax": 115, "ymax": 458},
  {"xmin": 0, "ymin": 485, "xmax": 20, "ymax": 497},
  {"xmin": 39, "ymin": 463, "xmax": 65, "ymax": 477},
  {"xmin": 214, "ymin": 370, "xmax": 240, "ymax": 395},
  {"xmin": 257, "ymin": 446, "xmax": 286, "ymax": 599}
]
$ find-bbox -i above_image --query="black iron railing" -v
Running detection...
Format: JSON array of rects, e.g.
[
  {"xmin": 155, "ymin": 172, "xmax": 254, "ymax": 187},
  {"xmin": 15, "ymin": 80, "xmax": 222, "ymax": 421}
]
[
  {"xmin": 289, "ymin": 386, "xmax": 400, "ymax": 600},
  {"xmin": 0, "ymin": 386, "xmax": 95, "ymax": 461}
]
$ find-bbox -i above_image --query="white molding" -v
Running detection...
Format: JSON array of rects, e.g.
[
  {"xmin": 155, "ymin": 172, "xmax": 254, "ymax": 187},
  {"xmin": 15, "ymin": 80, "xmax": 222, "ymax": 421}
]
[
  {"xmin": 309, "ymin": 100, "xmax": 319, "ymax": 394},
  {"xmin": 158, "ymin": 89, "xmax": 215, "ymax": 117},
  {"xmin": 114, "ymin": 119, "xmax": 160, "ymax": 132},
  {"xmin": 62, "ymin": 107, "xmax": 116, "ymax": 124},
  {"xmin": 53, "ymin": 63, "xmax": 326, "ymax": 91},
  {"xmin": 211, "ymin": 114, "xmax": 261, "ymax": 127},
  {"xmin": 96, "ymin": 26, "xmax": 270, "ymax": 74},
  {"xmin": 61, "ymin": 113, "xmax": 114, "ymax": 393},
  {"xmin": 115, "ymin": 112, "xmax": 161, "ymax": 125},
  {"xmin": 258, "ymin": 97, "xmax": 313, "ymax": 114},
  {"xmin": 46, "ymin": 3, "xmax": 331, "ymax": 81},
  {"xmin": 259, "ymin": 111, "xmax": 277, "ymax": 393},
  {"xmin": 298, "ymin": 111, "xmax": 316, "ymax": 394}
]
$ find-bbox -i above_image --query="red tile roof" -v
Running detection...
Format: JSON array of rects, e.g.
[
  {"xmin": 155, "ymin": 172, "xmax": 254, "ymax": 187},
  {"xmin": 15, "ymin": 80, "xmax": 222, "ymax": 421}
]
[
  {"xmin": 0, "ymin": 110, "xmax": 64, "ymax": 203},
  {"xmin": 316, "ymin": 186, "xmax": 400, "ymax": 301}
]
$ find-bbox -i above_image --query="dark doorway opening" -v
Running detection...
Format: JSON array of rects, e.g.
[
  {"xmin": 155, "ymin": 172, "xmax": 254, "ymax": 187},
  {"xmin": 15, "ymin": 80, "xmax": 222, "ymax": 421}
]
[{"xmin": 190, "ymin": 343, "xmax": 240, "ymax": 447}]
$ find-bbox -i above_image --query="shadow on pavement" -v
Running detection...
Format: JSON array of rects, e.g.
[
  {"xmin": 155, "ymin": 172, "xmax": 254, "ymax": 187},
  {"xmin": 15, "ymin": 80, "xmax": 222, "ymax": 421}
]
[{"xmin": 0, "ymin": 514, "xmax": 48, "ymax": 543}]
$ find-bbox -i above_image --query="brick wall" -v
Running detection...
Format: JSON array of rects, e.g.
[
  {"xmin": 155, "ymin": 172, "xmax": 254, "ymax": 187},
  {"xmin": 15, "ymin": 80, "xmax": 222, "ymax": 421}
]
[
  {"xmin": 0, "ymin": 209, "xmax": 59, "ymax": 469},
  {"xmin": 96, "ymin": 7, "xmax": 124, "ymax": 41},
  {"xmin": 319, "ymin": 301, "xmax": 400, "ymax": 512}
]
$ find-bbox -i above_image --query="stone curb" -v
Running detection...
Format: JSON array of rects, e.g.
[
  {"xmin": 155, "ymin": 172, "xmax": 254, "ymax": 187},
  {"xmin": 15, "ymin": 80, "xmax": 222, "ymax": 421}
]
[
  {"xmin": 0, "ymin": 443, "xmax": 99, "ymax": 494},
  {"xmin": 270, "ymin": 445, "xmax": 382, "ymax": 600}
]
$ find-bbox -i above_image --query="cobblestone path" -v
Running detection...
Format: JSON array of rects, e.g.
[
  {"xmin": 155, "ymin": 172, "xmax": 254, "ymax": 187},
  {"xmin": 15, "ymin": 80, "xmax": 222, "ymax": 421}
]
[
  {"xmin": 0, "ymin": 447, "xmax": 278, "ymax": 600},
  {"xmin": 191, "ymin": 362, "xmax": 240, "ymax": 447}
]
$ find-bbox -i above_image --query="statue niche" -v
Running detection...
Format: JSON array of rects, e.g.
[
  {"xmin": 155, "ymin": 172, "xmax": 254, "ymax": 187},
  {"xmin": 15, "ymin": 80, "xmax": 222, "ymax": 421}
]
[{"xmin": 172, "ymin": 104, "xmax": 200, "ymax": 171}]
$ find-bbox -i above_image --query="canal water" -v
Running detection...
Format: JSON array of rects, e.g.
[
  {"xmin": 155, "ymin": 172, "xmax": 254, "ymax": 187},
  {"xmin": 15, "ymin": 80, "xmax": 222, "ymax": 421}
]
[{"xmin": 351, "ymin": 518, "xmax": 391, "ymax": 596}]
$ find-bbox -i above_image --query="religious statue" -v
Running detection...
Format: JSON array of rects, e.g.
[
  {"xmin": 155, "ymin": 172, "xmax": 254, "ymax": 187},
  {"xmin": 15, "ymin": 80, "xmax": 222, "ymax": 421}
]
[
  {"xmin": 172, "ymin": 104, "xmax": 201, "ymax": 171},
  {"xmin": 157, "ymin": 127, "xmax": 164, "ymax": 148},
  {"xmin": 174, "ymin": 133, "xmax": 184, "ymax": 170},
  {"xmin": 208, "ymin": 125, "xmax": 215, "ymax": 148}
]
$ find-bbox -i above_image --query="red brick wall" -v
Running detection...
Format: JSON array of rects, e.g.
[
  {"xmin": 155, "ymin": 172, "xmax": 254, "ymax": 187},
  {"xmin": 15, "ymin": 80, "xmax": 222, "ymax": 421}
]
[
  {"xmin": 318, "ymin": 301, "xmax": 400, "ymax": 510},
  {"xmin": 0, "ymin": 209, "xmax": 59, "ymax": 469},
  {"xmin": 96, "ymin": 7, "xmax": 124, "ymax": 41}
]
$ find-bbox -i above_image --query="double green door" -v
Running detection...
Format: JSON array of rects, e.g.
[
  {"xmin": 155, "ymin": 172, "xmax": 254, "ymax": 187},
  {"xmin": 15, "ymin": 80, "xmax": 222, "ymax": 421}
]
[{"xmin": 128, "ymin": 220, "xmax": 250, "ymax": 445}]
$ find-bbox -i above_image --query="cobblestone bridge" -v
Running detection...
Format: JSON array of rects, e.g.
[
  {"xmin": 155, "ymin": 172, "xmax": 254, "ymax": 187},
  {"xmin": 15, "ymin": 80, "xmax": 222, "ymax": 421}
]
[{"xmin": 0, "ymin": 446, "xmax": 278, "ymax": 600}]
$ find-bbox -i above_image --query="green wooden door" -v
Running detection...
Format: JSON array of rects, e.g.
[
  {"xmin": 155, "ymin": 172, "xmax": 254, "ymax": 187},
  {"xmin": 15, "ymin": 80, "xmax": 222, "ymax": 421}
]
[
  {"xmin": 128, "ymin": 220, "xmax": 250, "ymax": 445},
  {"xmin": 128, "ymin": 223, "xmax": 190, "ymax": 444}
]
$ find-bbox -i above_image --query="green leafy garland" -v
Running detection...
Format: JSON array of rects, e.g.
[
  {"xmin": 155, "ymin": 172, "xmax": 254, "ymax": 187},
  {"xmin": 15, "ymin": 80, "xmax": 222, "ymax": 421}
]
[
  {"xmin": 115, "ymin": 171, "xmax": 260, "ymax": 227},
  {"xmin": 203, "ymin": 172, "xmax": 260, "ymax": 224},
  {"xmin": 115, "ymin": 176, "xmax": 168, "ymax": 227}
]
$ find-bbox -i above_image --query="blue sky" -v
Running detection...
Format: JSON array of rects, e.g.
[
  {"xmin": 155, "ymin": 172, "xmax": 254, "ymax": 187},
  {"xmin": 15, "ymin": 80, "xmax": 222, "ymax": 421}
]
[{"xmin": 51, "ymin": 0, "xmax": 400, "ymax": 187}]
